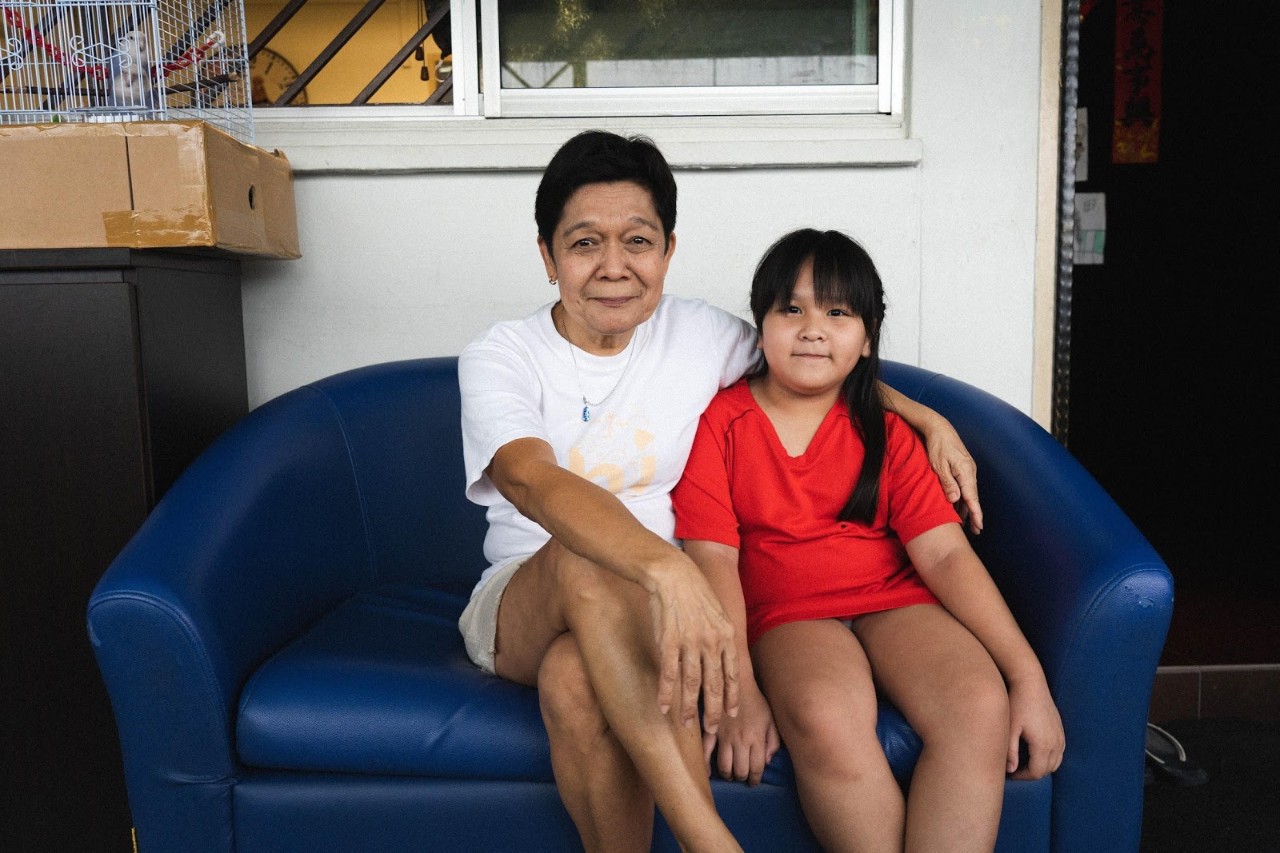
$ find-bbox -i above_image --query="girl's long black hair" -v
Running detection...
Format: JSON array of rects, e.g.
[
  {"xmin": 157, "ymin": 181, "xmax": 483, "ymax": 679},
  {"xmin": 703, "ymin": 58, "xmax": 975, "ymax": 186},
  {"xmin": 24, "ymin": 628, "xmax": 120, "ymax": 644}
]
[{"xmin": 749, "ymin": 228, "xmax": 888, "ymax": 524}]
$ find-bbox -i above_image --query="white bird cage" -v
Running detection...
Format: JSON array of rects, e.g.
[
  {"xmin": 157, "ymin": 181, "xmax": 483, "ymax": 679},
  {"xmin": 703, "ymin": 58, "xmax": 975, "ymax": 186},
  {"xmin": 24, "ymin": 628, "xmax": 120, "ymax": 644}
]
[{"xmin": 1, "ymin": 0, "xmax": 253, "ymax": 143}]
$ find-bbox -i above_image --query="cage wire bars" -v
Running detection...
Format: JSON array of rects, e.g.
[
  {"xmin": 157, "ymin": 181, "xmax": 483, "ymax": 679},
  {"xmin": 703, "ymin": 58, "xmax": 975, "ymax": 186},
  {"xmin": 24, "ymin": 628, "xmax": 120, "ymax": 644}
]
[{"xmin": 1, "ymin": 0, "xmax": 253, "ymax": 142}]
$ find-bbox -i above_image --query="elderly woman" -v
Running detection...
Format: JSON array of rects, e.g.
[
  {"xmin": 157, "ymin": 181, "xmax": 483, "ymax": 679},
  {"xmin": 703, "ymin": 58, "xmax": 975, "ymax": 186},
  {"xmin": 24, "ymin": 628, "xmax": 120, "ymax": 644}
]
[{"xmin": 457, "ymin": 130, "xmax": 980, "ymax": 852}]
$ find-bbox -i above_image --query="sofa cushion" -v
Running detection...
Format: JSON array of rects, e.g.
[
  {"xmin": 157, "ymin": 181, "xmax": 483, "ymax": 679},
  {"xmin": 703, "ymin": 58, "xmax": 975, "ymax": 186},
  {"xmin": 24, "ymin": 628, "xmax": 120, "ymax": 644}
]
[
  {"xmin": 237, "ymin": 583, "xmax": 923, "ymax": 786},
  {"xmin": 237, "ymin": 584, "xmax": 552, "ymax": 782}
]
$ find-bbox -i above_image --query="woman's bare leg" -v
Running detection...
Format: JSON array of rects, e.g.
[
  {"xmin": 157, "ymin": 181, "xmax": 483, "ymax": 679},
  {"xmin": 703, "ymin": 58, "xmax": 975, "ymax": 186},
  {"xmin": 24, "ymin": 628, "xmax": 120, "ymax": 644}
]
[
  {"xmin": 853, "ymin": 605, "xmax": 1009, "ymax": 853},
  {"xmin": 495, "ymin": 540, "xmax": 740, "ymax": 853},
  {"xmin": 538, "ymin": 633, "xmax": 652, "ymax": 853},
  {"xmin": 753, "ymin": 620, "xmax": 904, "ymax": 853}
]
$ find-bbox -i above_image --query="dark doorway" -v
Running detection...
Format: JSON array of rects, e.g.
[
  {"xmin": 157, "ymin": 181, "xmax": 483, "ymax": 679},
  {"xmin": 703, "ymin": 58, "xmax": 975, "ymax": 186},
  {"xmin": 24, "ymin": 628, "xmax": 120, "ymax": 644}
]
[{"xmin": 1067, "ymin": 1, "xmax": 1279, "ymax": 666}]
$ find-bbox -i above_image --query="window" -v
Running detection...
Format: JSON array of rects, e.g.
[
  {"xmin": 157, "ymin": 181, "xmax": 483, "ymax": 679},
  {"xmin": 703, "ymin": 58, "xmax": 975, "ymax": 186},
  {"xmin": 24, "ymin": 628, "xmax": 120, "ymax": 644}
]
[
  {"xmin": 482, "ymin": 0, "xmax": 896, "ymax": 118},
  {"xmin": 244, "ymin": 0, "xmax": 466, "ymax": 108},
  {"xmin": 247, "ymin": 0, "xmax": 914, "ymax": 172},
  {"xmin": 247, "ymin": 0, "xmax": 899, "ymax": 117}
]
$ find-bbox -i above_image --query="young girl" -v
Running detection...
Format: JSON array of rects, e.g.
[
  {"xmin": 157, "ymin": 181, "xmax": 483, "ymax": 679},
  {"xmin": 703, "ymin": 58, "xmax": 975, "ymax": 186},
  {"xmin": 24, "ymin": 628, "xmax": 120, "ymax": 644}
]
[{"xmin": 672, "ymin": 229, "xmax": 1064, "ymax": 852}]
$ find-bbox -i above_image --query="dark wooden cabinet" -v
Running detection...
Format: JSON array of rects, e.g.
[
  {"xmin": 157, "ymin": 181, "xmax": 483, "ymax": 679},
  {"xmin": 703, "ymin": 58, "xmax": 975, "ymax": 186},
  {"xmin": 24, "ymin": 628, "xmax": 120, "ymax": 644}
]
[{"xmin": 1, "ymin": 249, "xmax": 248, "ymax": 852}]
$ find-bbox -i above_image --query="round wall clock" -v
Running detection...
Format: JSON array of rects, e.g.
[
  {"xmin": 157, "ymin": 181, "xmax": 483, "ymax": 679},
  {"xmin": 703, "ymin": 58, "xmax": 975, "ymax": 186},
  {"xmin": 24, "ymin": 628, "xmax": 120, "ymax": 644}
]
[{"xmin": 250, "ymin": 48, "xmax": 308, "ymax": 106}]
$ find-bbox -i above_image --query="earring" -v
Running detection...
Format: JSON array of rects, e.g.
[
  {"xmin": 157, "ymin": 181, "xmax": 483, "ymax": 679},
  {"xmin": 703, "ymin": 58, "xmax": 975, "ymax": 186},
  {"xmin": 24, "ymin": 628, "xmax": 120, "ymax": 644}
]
[{"xmin": 549, "ymin": 277, "xmax": 559, "ymax": 287}]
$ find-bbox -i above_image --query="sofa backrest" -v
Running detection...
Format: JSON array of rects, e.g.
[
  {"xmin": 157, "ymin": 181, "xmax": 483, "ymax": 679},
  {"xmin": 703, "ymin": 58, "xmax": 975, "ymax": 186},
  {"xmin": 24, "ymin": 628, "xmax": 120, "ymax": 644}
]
[
  {"xmin": 298, "ymin": 358, "xmax": 965, "ymax": 596},
  {"xmin": 302, "ymin": 357, "xmax": 489, "ymax": 594}
]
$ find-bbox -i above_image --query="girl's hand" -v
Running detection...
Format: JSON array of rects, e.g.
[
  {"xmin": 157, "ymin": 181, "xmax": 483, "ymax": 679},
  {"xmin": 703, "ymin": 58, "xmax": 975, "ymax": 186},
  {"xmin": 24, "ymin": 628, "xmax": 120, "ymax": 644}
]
[
  {"xmin": 703, "ymin": 682, "xmax": 780, "ymax": 787},
  {"xmin": 1006, "ymin": 676, "xmax": 1065, "ymax": 780}
]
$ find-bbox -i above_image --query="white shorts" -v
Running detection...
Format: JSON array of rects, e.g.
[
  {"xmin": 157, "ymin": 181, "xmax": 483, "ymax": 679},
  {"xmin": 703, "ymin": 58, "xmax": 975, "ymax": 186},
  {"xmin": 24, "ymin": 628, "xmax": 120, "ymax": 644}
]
[{"xmin": 458, "ymin": 557, "xmax": 528, "ymax": 674}]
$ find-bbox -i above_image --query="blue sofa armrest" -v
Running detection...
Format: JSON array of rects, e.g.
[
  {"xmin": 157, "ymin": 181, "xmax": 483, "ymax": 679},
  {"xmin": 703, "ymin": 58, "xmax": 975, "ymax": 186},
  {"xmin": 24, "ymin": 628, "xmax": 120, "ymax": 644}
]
[
  {"xmin": 87, "ymin": 383, "xmax": 377, "ymax": 852},
  {"xmin": 88, "ymin": 357, "xmax": 488, "ymax": 853},
  {"xmin": 882, "ymin": 361, "xmax": 1173, "ymax": 853}
]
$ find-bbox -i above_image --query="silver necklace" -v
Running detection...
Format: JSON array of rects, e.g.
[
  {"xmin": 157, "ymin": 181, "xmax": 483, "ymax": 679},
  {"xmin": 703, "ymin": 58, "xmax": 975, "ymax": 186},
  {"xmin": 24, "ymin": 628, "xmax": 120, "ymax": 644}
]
[{"xmin": 557, "ymin": 309, "xmax": 635, "ymax": 422}]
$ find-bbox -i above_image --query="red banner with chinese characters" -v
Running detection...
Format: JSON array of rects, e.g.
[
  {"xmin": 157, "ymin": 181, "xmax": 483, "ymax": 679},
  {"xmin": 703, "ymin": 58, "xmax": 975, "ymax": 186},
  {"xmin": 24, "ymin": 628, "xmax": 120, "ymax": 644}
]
[{"xmin": 1113, "ymin": 0, "xmax": 1163, "ymax": 164}]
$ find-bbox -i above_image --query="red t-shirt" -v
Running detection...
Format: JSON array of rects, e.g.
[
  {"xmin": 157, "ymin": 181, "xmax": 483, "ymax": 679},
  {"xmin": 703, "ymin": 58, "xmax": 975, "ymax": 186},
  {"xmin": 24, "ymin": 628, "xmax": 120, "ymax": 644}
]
[{"xmin": 672, "ymin": 380, "xmax": 960, "ymax": 645}]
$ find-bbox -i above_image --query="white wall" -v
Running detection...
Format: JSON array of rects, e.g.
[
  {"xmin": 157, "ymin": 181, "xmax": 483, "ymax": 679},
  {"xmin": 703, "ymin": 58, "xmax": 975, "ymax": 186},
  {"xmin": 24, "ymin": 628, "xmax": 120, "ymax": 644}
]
[
  {"xmin": 241, "ymin": 0, "xmax": 1050, "ymax": 414},
  {"xmin": 911, "ymin": 9, "xmax": 1046, "ymax": 408}
]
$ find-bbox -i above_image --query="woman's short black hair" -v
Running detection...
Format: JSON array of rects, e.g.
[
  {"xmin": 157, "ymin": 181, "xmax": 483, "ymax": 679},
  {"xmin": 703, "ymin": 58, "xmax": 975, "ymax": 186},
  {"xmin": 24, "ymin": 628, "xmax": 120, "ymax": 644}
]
[{"xmin": 535, "ymin": 130, "xmax": 677, "ymax": 256}]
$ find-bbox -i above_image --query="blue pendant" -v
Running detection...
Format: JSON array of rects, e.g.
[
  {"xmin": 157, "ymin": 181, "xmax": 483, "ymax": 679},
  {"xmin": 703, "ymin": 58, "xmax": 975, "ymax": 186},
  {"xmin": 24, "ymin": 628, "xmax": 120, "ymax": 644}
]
[{"xmin": 582, "ymin": 404, "xmax": 591, "ymax": 422}]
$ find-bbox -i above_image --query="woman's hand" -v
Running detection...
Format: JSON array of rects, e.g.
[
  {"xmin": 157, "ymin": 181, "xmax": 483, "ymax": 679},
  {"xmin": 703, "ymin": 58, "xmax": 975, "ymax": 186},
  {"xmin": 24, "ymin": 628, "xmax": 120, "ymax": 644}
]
[
  {"xmin": 877, "ymin": 382, "xmax": 982, "ymax": 533},
  {"xmin": 922, "ymin": 421, "xmax": 983, "ymax": 535},
  {"xmin": 487, "ymin": 438, "xmax": 741, "ymax": 732},
  {"xmin": 646, "ymin": 557, "xmax": 741, "ymax": 734},
  {"xmin": 1006, "ymin": 675, "xmax": 1065, "ymax": 780},
  {"xmin": 703, "ymin": 680, "xmax": 779, "ymax": 787}
]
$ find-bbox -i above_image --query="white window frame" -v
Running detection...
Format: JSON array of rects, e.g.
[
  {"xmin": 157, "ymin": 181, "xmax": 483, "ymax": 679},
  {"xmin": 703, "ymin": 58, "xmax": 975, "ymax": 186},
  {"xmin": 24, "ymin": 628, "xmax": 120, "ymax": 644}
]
[
  {"xmin": 479, "ymin": 0, "xmax": 898, "ymax": 119},
  {"xmin": 252, "ymin": 0, "xmax": 917, "ymax": 174}
]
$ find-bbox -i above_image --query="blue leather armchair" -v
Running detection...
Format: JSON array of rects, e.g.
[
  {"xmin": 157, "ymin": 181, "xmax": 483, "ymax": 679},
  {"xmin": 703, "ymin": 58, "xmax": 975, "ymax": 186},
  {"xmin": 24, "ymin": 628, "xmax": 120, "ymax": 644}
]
[{"xmin": 87, "ymin": 357, "xmax": 1173, "ymax": 852}]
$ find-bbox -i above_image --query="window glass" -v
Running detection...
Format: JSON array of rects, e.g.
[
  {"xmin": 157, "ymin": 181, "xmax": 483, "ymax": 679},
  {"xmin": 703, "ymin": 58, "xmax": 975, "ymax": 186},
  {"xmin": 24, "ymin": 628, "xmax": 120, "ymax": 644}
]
[
  {"xmin": 244, "ymin": 0, "xmax": 453, "ymax": 106},
  {"xmin": 496, "ymin": 1, "xmax": 879, "ymax": 91}
]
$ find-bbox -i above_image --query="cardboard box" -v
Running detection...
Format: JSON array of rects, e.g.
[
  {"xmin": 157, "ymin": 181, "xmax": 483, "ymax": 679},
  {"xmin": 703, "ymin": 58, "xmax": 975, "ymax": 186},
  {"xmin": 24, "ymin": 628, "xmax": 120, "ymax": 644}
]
[{"xmin": 0, "ymin": 121, "xmax": 300, "ymax": 259}]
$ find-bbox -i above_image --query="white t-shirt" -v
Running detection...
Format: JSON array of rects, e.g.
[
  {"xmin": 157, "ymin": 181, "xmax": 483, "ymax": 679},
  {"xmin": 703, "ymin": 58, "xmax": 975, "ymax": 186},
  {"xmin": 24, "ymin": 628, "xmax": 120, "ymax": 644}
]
[{"xmin": 459, "ymin": 295, "xmax": 759, "ymax": 596}]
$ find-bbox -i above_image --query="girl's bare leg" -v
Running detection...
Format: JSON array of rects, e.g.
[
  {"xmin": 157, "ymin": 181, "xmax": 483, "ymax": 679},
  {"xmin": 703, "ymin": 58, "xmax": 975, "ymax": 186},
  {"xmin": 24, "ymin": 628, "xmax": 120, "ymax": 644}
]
[
  {"xmin": 853, "ymin": 605, "xmax": 1009, "ymax": 853},
  {"xmin": 753, "ymin": 619, "xmax": 904, "ymax": 853},
  {"xmin": 496, "ymin": 541, "xmax": 740, "ymax": 853}
]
